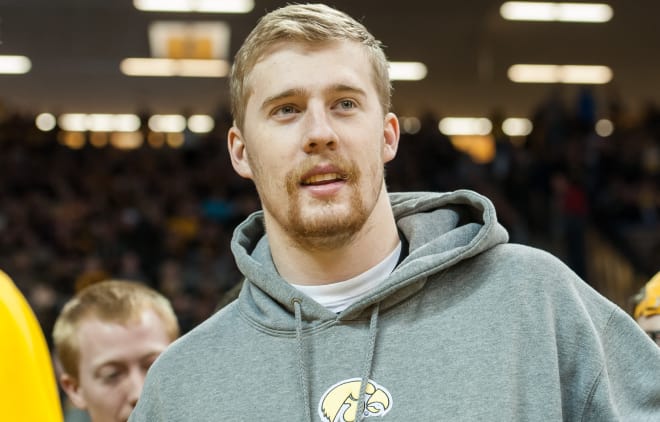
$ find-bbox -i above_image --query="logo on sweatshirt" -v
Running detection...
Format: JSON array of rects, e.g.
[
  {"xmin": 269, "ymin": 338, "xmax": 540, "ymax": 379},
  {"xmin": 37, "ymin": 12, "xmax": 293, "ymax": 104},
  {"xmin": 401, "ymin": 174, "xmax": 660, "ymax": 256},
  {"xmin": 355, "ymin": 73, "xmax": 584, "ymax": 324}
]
[{"xmin": 319, "ymin": 378, "xmax": 392, "ymax": 422}]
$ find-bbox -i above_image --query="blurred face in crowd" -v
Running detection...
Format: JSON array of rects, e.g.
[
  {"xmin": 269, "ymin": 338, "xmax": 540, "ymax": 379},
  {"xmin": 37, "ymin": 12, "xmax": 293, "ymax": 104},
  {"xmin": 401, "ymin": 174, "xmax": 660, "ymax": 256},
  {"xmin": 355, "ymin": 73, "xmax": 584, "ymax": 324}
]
[
  {"xmin": 59, "ymin": 309, "xmax": 173, "ymax": 422},
  {"xmin": 637, "ymin": 314, "xmax": 660, "ymax": 346},
  {"xmin": 228, "ymin": 40, "xmax": 399, "ymax": 250}
]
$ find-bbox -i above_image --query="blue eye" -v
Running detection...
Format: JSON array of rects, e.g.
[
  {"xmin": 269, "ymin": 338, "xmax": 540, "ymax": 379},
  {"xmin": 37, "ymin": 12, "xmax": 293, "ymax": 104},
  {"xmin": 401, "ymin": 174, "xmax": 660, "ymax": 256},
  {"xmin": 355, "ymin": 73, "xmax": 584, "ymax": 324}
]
[
  {"xmin": 339, "ymin": 100, "xmax": 355, "ymax": 109},
  {"xmin": 274, "ymin": 105, "xmax": 297, "ymax": 115}
]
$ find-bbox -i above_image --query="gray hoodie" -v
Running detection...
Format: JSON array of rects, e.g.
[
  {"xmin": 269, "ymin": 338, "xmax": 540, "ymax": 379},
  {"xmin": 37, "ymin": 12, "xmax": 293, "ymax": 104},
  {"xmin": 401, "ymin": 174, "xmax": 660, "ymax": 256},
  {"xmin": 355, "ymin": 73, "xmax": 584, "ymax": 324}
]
[{"xmin": 130, "ymin": 190, "xmax": 660, "ymax": 421}]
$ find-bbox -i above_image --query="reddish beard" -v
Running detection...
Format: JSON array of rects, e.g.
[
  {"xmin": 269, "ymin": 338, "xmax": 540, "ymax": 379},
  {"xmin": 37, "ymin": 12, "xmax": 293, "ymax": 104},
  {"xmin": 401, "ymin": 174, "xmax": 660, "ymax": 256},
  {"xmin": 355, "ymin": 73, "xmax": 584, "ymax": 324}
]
[{"xmin": 283, "ymin": 157, "xmax": 369, "ymax": 250}]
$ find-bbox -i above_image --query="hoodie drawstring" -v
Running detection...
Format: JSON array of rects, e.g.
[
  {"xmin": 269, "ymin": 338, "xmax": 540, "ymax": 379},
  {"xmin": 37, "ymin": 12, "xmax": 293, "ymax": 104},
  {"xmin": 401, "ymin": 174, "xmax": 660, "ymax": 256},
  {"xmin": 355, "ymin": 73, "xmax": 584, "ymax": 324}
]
[
  {"xmin": 355, "ymin": 303, "xmax": 380, "ymax": 422},
  {"xmin": 294, "ymin": 298, "xmax": 312, "ymax": 422},
  {"xmin": 294, "ymin": 300, "xmax": 381, "ymax": 422}
]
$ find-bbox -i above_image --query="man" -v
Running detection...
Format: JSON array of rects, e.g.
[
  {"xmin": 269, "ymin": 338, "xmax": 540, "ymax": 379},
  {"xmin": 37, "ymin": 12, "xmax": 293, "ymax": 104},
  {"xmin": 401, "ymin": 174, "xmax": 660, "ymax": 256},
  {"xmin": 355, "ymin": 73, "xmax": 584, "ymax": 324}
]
[
  {"xmin": 0, "ymin": 270, "xmax": 63, "ymax": 422},
  {"xmin": 53, "ymin": 280, "xmax": 179, "ymax": 422},
  {"xmin": 633, "ymin": 271, "xmax": 660, "ymax": 346},
  {"xmin": 131, "ymin": 4, "xmax": 660, "ymax": 421}
]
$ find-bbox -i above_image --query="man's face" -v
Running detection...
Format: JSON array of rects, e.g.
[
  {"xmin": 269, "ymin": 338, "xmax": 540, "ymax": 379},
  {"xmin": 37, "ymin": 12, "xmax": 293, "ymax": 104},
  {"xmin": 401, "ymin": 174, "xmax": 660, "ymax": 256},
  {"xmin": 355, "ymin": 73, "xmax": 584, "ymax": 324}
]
[
  {"xmin": 60, "ymin": 309, "xmax": 172, "ymax": 422},
  {"xmin": 228, "ymin": 40, "xmax": 399, "ymax": 250}
]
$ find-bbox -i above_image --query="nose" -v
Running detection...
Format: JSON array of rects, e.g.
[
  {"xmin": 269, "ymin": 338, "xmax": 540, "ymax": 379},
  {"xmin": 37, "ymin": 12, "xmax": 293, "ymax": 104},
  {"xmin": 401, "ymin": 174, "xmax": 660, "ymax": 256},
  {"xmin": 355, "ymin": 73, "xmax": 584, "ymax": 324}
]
[
  {"xmin": 126, "ymin": 369, "xmax": 146, "ymax": 408},
  {"xmin": 302, "ymin": 104, "xmax": 338, "ymax": 154}
]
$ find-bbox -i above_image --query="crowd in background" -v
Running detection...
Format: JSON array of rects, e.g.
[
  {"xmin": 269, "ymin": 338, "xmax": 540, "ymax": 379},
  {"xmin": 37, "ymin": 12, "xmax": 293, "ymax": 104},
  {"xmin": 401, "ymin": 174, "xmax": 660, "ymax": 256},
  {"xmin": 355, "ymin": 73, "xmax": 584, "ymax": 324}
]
[{"xmin": 0, "ymin": 86, "xmax": 658, "ymax": 342}]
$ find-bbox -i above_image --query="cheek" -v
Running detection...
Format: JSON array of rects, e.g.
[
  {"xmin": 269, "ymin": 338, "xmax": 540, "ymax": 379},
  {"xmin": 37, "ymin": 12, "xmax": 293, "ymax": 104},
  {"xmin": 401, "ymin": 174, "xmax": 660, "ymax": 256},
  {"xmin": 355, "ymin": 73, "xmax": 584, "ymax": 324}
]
[
  {"xmin": 250, "ymin": 149, "xmax": 289, "ymax": 182},
  {"xmin": 360, "ymin": 138, "xmax": 387, "ymax": 169},
  {"xmin": 82, "ymin": 387, "xmax": 116, "ymax": 415}
]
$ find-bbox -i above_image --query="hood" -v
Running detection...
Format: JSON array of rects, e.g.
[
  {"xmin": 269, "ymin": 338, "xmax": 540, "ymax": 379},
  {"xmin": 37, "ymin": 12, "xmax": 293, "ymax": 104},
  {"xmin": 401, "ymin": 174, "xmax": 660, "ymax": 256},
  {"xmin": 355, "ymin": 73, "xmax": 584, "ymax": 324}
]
[{"xmin": 230, "ymin": 189, "xmax": 509, "ymax": 331}]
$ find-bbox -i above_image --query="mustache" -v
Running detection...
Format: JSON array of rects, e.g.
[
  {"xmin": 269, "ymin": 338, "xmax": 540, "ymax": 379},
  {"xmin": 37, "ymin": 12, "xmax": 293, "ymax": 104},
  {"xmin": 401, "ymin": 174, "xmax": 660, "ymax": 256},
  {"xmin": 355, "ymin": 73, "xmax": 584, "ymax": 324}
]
[{"xmin": 285, "ymin": 155, "xmax": 358, "ymax": 192}]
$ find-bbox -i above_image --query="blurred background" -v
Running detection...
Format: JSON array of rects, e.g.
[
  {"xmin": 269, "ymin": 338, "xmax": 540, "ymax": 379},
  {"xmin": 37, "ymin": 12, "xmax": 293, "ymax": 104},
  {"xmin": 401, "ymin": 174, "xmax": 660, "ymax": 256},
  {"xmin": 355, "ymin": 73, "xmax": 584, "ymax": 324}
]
[{"xmin": 0, "ymin": 0, "xmax": 658, "ymax": 343}]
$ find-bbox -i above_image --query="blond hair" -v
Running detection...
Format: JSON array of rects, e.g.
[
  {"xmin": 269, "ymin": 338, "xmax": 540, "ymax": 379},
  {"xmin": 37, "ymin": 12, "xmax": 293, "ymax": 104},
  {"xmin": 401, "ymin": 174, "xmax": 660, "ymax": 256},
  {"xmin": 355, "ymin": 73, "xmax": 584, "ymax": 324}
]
[
  {"xmin": 230, "ymin": 3, "xmax": 391, "ymax": 130},
  {"xmin": 52, "ymin": 280, "xmax": 179, "ymax": 379}
]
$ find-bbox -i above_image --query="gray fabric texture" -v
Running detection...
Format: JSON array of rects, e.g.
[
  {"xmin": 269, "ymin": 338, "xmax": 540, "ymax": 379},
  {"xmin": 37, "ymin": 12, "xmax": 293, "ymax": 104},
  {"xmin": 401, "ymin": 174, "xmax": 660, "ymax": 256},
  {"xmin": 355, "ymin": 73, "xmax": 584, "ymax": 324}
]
[{"xmin": 130, "ymin": 190, "xmax": 660, "ymax": 421}]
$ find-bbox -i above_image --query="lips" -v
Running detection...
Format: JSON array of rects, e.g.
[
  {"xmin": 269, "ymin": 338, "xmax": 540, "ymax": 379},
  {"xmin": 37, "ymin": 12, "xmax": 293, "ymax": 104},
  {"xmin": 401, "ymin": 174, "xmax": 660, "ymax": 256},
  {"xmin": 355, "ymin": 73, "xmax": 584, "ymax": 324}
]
[
  {"xmin": 302, "ymin": 172, "xmax": 347, "ymax": 185},
  {"xmin": 300, "ymin": 162, "xmax": 349, "ymax": 186}
]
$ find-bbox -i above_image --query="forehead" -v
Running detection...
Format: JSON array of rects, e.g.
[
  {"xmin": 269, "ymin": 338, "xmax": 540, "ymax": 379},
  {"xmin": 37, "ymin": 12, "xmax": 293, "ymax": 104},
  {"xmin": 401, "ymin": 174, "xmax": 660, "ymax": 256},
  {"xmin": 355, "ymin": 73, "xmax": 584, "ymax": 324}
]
[
  {"xmin": 245, "ymin": 40, "xmax": 374, "ymax": 100},
  {"xmin": 75, "ymin": 310, "xmax": 171, "ymax": 370}
]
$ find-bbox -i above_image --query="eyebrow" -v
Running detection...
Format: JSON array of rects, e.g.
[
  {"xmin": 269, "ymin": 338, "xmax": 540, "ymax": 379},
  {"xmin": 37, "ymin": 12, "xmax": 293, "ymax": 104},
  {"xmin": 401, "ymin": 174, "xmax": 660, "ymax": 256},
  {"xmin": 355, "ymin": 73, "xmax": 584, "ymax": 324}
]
[
  {"xmin": 260, "ymin": 88, "xmax": 307, "ymax": 112},
  {"xmin": 329, "ymin": 84, "xmax": 367, "ymax": 99},
  {"xmin": 260, "ymin": 84, "xmax": 367, "ymax": 112}
]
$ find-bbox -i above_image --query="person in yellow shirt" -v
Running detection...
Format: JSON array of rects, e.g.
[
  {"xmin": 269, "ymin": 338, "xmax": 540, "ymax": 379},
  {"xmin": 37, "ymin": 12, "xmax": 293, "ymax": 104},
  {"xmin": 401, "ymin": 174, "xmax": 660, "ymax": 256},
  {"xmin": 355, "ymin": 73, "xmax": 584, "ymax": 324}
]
[
  {"xmin": 0, "ymin": 270, "xmax": 64, "ymax": 421},
  {"xmin": 634, "ymin": 271, "xmax": 660, "ymax": 346}
]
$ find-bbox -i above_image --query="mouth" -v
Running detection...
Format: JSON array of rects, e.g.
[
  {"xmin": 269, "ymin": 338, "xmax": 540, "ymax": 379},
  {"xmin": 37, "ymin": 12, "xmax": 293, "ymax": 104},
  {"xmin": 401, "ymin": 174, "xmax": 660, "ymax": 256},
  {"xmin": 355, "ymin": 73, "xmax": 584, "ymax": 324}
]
[{"xmin": 301, "ymin": 172, "xmax": 348, "ymax": 186}]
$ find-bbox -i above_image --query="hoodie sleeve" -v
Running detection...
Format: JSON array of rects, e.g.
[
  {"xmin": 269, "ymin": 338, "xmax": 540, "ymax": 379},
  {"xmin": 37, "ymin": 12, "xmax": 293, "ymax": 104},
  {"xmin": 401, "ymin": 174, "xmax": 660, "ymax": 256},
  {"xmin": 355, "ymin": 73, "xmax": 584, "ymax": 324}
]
[{"xmin": 580, "ymin": 306, "xmax": 660, "ymax": 421}]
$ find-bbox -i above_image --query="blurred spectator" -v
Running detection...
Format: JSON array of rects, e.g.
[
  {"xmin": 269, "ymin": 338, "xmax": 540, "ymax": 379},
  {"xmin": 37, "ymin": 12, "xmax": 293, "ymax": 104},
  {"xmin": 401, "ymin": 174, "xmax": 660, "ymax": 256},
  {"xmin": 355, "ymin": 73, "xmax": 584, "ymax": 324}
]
[
  {"xmin": 633, "ymin": 271, "xmax": 660, "ymax": 346},
  {"xmin": 550, "ymin": 169, "xmax": 589, "ymax": 280},
  {"xmin": 52, "ymin": 279, "xmax": 179, "ymax": 422}
]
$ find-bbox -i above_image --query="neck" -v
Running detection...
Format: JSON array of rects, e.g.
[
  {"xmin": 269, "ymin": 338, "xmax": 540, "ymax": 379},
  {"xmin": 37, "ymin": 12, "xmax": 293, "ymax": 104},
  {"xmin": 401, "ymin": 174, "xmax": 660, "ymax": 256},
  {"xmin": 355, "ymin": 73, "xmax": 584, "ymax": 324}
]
[{"xmin": 267, "ymin": 189, "xmax": 399, "ymax": 286}]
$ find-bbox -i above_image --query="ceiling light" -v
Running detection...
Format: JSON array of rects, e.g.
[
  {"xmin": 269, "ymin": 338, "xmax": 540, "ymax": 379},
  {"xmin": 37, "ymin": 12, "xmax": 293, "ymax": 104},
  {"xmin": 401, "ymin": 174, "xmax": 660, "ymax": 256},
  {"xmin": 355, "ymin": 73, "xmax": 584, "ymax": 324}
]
[
  {"xmin": 86, "ymin": 114, "xmax": 142, "ymax": 132},
  {"xmin": 148, "ymin": 115, "xmax": 187, "ymax": 132},
  {"xmin": 560, "ymin": 65, "xmax": 613, "ymax": 84},
  {"xmin": 507, "ymin": 64, "xmax": 612, "ymax": 84},
  {"xmin": 502, "ymin": 118, "xmax": 533, "ymax": 136},
  {"xmin": 58, "ymin": 114, "xmax": 88, "ymax": 132},
  {"xmin": 509, "ymin": 64, "xmax": 557, "ymax": 82},
  {"xmin": 167, "ymin": 133, "xmax": 186, "ymax": 148},
  {"xmin": 389, "ymin": 62, "xmax": 427, "ymax": 81},
  {"xmin": 57, "ymin": 113, "xmax": 141, "ymax": 132},
  {"xmin": 35, "ymin": 113, "xmax": 57, "ymax": 131},
  {"xmin": 58, "ymin": 132, "xmax": 86, "ymax": 149},
  {"xmin": 0, "ymin": 55, "xmax": 32, "ymax": 74},
  {"xmin": 111, "ymin": 132, "xmax": 144, "ymax": 150},
  {"xmin": 134, "ymin": 0, "xmax": 254, "ymax": 13},
  {"xmin": 188, "ymin": 115, "xmax": 215, "ymax": 133},
  {"xmin": 90, "ymin": 132, "xmax": 109, "ymax": 148},
  {"xmin": 120, "ymin": 58, "xmax": 230, "ymax": 77},
  {"xmin": 500, "ymin": 2, "xmax": 613, "ymax": 23},
  {"xmin": 439, "ymin": 117, "xmax": 492, "ymax": 136},
  {"xmin": 149, "ymin": 21, "xmax": 230, "ymax": 60}
]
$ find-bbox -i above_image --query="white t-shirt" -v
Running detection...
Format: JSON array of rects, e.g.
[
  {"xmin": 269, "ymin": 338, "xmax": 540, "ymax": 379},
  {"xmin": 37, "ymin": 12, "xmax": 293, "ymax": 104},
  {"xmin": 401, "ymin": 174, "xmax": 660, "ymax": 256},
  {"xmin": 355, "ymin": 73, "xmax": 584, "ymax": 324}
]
[{"xmin": 290, "ymin": 242, "xmax": 402, "ymax": 312}]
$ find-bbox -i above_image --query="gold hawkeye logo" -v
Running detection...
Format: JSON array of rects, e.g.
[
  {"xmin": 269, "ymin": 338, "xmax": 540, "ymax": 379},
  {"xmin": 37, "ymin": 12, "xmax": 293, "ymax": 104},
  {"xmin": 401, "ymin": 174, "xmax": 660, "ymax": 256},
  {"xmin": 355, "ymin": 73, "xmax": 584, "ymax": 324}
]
[{"xmin": 319, "ymin": 378, "xmax": 392, "ymax": 422}]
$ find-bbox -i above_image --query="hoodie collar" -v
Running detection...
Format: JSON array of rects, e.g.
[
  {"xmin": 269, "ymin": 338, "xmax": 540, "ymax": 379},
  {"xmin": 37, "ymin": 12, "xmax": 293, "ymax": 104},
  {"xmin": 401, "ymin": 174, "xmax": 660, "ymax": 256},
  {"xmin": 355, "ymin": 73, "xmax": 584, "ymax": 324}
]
[{"xmin": 231, "ymin": 190, "xmax": 509, "ymax": 329}]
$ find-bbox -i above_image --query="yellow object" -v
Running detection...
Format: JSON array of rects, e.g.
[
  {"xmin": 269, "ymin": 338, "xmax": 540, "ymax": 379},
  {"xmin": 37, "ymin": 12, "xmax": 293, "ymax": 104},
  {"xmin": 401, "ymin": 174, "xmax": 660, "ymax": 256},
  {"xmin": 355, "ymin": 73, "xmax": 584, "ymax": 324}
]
[
  {"xmin": 634, "ymin": 271, "xmax": 660, "ymax": 320},
  {"xmin": 0, "ymin": 270, "xmax": 64, "ymax": 421}
]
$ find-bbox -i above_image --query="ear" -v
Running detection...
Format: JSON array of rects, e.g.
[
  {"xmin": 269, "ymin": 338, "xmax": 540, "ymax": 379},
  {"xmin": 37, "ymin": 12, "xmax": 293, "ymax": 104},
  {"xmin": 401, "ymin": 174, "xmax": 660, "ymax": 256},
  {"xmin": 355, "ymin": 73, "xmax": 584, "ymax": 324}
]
[
  {"xmin": 60, "ymin": 373, "xmax": 87, "ymax": 410},
  {"xmin": 382, "ymin": 112, "xmax": 400, "ymax": 164},
  {"xmin": 227, "ymin": 124, "xmax": 254, "ymax": 180}
]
